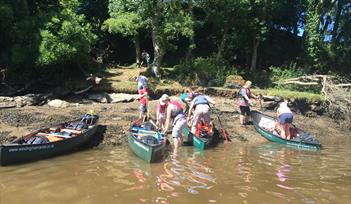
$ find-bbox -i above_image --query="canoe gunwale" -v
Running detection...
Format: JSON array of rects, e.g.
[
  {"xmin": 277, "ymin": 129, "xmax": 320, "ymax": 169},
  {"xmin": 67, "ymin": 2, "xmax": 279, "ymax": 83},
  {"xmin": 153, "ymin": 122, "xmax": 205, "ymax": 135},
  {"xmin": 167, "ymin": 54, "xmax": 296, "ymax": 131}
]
[
  {"xmin": 128, "ymin": 123, "xmax": 167, "ymax": 163},
  {"xmin": 0, "ymin": 121, "xmax": 99, "ymax": 166},
  {"xmin": 251, "ymin": 110, "xmax": 322, "ymax": 150}
]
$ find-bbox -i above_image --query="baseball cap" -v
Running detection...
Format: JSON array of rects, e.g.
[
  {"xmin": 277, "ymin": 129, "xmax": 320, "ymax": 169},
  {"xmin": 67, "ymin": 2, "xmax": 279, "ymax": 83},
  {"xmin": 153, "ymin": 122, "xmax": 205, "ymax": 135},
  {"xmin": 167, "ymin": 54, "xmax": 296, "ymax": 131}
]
[{"xmin": 159, "ymin": 94, "xmax": 170, "ymax": 105}]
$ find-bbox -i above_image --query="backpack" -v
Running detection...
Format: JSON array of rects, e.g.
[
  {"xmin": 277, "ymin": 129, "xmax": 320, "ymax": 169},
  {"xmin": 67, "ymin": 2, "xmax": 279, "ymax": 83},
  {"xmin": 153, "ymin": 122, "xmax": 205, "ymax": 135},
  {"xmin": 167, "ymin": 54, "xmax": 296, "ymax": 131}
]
[
  {"xmin": 141, "ymin": 136, "xmax": 159, "ymax": 145},
  {"xmin": 26, "ymin": 136, "xmax": 50, "ymax": 145},
  {"xmin": 81, "ymin": 114, "xmax": 98, "ymax": 125},
  {"xmin": 66, "ymin": 121, "xmax": 89, "ymax": 130}
]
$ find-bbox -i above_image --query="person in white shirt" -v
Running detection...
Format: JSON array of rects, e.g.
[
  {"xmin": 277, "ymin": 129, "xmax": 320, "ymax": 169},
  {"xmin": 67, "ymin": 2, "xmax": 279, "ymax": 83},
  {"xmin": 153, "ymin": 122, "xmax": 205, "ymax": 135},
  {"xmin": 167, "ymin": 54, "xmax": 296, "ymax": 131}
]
[
  {"xmin": 276, "ymin": 101, "xmax": 294, "ymax": 139},
  {"xmin": 187, "ymin": 93, "xmax": 215, "ymax": 134}
]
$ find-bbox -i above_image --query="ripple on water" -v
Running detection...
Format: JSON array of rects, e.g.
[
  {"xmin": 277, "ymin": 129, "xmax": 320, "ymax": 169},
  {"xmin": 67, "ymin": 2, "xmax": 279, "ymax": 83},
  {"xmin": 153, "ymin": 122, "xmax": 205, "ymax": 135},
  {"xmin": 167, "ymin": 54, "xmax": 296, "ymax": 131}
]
[{"xmin": 0, "ymin": 141, "xmax": 350, "ymax": 204}]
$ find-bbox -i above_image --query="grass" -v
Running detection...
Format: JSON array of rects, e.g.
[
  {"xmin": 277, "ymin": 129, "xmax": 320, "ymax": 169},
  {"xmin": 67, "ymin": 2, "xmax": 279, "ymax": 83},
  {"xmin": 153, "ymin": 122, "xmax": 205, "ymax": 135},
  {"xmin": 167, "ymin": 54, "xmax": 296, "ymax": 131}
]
[
  {"xmin": 254, "ymin": 88, "xmax": 323, "ymax": 102},
  {"xmin": 96, "ymin": 65, "xmax": 324, "ymax": 102},
  {"xmin": 97, "ymin": 65, "xmax": 185, "ymax": 94}
]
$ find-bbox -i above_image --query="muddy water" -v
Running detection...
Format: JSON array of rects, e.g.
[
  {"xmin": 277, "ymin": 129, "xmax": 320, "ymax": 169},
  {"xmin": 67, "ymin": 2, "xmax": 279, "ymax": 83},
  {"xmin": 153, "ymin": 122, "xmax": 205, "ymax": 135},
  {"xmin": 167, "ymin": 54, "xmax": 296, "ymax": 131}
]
[{"xmin": 1, "ymin": 140, "xmax": 350, "ymax": 204}]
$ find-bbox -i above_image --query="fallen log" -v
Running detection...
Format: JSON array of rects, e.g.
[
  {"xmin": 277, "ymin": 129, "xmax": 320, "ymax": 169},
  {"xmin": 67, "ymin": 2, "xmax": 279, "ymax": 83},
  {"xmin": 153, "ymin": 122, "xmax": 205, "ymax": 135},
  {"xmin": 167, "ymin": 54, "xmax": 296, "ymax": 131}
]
[
  {"xmin": 275, "ymin": 81, "xmax": 319, "ymax": 85},
  {"xmin": 74, "ymin": 85, "xmax": 93, "ymax": 95},
  {"xmin": 0, "ymin": 105, "xmax": 16, "ymax": 109}
]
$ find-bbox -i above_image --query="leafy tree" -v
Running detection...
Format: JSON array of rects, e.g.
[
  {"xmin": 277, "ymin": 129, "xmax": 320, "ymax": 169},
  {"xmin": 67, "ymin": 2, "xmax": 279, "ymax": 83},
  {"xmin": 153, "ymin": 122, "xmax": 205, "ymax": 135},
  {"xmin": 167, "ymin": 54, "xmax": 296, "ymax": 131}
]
[
  {"xmin": 0, "ymin": 2, "xmax": 14, "ymax": 67},
  {"xmin": 38, "ymin": 0, "xmax": 97, "ymax": 69},
  {"xmin": 304, "ymin": 0, "xmax": 323, "ymax": 70},
  {"xmin": 103, "ymin": 0, "xmax": 144, "ymax": 66},
  {"xmin": 199, "ymin": 0, "xmax": 243, "ymax": 59},
  {"xmin": 0, "ymin": 0, "xmax": 42, "ymax": 81},
  {"xmin": 104, "ymin": 0, "xmax": 194, "ymax": 77}
]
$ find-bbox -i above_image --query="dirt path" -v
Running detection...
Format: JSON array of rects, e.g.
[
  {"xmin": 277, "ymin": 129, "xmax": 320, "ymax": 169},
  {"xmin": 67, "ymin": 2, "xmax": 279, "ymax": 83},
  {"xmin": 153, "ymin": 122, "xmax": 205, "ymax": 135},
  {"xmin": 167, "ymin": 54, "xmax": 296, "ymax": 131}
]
[{"xmin": 0, "ymin": 96, "xmax": 347, "ymax": 146}]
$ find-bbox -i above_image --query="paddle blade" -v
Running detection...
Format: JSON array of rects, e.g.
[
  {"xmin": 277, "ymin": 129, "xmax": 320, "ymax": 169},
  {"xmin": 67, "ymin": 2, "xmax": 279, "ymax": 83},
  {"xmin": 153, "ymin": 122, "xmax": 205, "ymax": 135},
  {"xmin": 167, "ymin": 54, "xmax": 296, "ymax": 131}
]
[{"xmin": 221, "ymin": 128, "xmax": 231, "ymax": 142}]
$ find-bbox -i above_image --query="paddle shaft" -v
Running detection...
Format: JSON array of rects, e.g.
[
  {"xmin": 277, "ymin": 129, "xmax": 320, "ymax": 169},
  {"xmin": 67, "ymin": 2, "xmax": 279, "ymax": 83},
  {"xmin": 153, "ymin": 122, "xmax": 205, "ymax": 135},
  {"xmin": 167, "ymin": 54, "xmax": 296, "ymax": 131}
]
[
  {"xmin": 212, "ymin": 107, "xmax": 231, "ymax": 142},
  {"xmin": 132, "ymin": 133, "xmax": 156, "ymax": 137},
  {"xmin": 149, "ymin": 119, "xmax": 160, "ymax": 130}
]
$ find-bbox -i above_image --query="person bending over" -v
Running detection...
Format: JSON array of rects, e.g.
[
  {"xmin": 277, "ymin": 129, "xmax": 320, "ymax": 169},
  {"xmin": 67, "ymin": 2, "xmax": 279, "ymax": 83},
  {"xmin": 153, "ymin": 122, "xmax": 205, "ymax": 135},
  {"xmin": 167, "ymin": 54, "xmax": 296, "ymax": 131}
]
[
  {"xmin": 276, "ymin": 101, "xmax": 294, "ymax": 139},
  {"xmin": 163, "ymin": 99, "xmax": 187, "ymax": 150}
]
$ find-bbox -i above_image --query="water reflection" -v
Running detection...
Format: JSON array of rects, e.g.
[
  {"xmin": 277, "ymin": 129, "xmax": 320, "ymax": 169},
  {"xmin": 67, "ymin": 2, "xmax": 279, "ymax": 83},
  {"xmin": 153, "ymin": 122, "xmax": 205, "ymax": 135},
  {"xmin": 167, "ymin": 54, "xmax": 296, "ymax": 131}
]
[
  {"xmin": 1, "ymin": 142, "xmax": 350, "ymax": 204},
  {"xmin": 157, "ymin": 148, "xmax": 216, "ymax": 196}
]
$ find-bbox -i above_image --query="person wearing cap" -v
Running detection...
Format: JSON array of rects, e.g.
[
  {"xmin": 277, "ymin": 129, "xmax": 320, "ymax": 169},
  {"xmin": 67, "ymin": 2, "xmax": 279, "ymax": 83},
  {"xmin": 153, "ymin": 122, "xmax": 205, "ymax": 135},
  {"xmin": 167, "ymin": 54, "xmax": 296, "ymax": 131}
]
[
  {"xmin": 163, "ymin": 99, "xmax": 187, "ymax": 150},
  {"xmin": 156, "ymin": 94, "xmax": 170, "ymax": 128},
  {"xmin": 187, "ymin": 92, "xmax": 215, "ymax": 134},
  {"xmin": 276, "ymin": 101, "xmax": 294, "ymax": 139},
  {"xmin": 238, "ymin": 80, "xmax": 258, "ymax": 125},
  {"xmin": 138, "ymin": 85, "xmax": 148, "ymax": 122}
]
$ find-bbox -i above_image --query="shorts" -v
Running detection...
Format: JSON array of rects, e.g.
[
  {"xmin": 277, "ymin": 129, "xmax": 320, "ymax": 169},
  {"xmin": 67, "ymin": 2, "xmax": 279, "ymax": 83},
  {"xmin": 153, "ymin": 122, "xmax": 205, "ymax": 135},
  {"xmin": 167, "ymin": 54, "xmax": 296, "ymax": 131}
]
[
  {"xmin": 279, "ymin": 113, "xmax": 293, "ymax": 124},
  {"xmin": 138, "ymin": 86, "xmax": 149, "ymax": 93},
  {"xmin": 159, "ymin": 113, "xmax": 166, "ymax": 121},
  {"xmin": 139, "ymin": 104, "xmax": 147, "ymax": 113},
  {"xmin": 239, "ymin": 106, "xmax": 251, "ymax": 116},
  {"xmin": 172, "ymin": 117, "xmax": 187, "ymax": 138}
]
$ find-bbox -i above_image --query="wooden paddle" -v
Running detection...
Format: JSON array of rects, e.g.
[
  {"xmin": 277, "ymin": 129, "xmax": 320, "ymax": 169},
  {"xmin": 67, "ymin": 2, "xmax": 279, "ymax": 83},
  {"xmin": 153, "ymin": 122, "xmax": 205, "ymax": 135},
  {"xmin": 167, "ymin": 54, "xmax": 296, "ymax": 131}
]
[
  {"xmin": 149, "ymin": 119, "xmax": 170, "ymax": 145},
  {"xmin": 212, "ymin": 106, "xmax": 231, "ymax": 142},
  {"xmin": 258, "ymin": 94, "xmax": 263, "ymax": 110},
  {"xmin": 149, "ymin": 119, "xmax": 160, "ymax": 130}
]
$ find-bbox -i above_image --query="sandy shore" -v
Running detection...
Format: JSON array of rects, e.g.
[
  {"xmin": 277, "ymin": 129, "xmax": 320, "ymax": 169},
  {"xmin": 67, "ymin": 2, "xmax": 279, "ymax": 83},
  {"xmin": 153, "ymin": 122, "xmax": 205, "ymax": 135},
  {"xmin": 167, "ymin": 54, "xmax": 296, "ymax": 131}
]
[{"xmin": 0, "ymin": 96, "xmax": 346, "ymax": 146}]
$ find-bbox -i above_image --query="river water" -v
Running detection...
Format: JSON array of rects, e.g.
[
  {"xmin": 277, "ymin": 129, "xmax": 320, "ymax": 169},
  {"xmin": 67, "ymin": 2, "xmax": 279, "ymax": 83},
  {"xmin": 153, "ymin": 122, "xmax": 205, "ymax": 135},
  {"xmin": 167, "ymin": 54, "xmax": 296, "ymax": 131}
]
[{"xmin": 1, "ymin": 140, "xmax": 350, "ymax": 204}]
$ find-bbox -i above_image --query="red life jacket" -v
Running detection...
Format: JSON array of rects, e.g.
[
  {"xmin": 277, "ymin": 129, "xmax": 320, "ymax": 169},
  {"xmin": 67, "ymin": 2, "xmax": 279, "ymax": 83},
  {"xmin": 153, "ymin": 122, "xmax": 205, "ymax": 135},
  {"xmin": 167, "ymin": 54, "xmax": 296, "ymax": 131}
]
[{"xmin": 195, "ymin": 120, "xmax": 211, "ymax": 137}]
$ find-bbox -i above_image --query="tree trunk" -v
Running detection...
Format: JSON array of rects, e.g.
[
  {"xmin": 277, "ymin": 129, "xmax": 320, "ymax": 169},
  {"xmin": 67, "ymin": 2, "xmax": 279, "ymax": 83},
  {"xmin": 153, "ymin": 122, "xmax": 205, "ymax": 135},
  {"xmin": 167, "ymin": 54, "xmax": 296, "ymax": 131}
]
[
  {"xmin": 217, "ymin": 24, "xmax": 228, "ymax": 58},
  {"xmin": 186, "ymin": 37, "xmax": 195, "ymax": 64},
  {"xmin": 185, "ymin": 0, "xmax": 194, "ymax": 64},
  {"xmin": 19, "ymin": 0, "xmax": 30, "ymax": 17},
  {"xmin": 250, "ymin": 38, "xmax": 260, "ymax": 72},
  {"xmin": 151, "ymin": 15, "xmax": 163, "ymax": 78},
  {"xmin": 134, "ymin": 34, "xmax": 141, "ymax": 67}
]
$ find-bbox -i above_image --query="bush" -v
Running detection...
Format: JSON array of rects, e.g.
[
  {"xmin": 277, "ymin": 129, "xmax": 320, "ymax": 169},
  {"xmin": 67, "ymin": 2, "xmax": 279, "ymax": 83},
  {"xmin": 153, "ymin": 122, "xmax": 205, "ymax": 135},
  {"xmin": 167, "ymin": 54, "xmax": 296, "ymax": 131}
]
[
  {"xmin": 174, "ymin": 55, "xmax": 230, "ymax": 86},
  {"xmin": 269, "ymin": 63, "xmax": 306, "ymax": 82},
  {"xmin": 268, "ymin": 63, "xmax": 318, "ymax": 92}
]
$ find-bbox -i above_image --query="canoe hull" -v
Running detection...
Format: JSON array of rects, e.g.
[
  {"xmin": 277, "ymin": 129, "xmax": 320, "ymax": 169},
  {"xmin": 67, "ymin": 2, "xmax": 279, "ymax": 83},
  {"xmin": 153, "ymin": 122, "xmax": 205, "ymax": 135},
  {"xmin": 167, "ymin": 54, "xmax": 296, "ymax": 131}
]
[
  {"xmin": 128, "ymin": 122, "xmax": 167, "ymax": 163},
  {"xmin": 128, "ymin": 135, "xmax": 166, "ymax": 163},
  {"xmin": 193, "ymin": 128, "xmax": 220, "ymax": 150},
  {"xmin": 252, "ymin": 111, "xmax": 321, "ymax": 150},
  {"xmin": 0, "ymin": 125, "xmax": 98, "ymax": 166}
]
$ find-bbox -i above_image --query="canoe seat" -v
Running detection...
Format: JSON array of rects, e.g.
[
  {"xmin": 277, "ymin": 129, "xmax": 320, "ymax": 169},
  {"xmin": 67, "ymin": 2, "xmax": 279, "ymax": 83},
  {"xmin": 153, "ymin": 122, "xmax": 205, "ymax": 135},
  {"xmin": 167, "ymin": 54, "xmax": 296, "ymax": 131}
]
[
  {"xmin": 45, "ymin": 135, "xmax": 64, "ymax": 142},
  {"xmin": 37, "ymin": 132, "xmax": 71, "ymax": 139},
  {"xmin": 258, "ymin": 117, "xmax": 275, "ymax": 130},
  {"xmin": 61, "ymin": 129, "xmax": 82, "ymax": 134}
]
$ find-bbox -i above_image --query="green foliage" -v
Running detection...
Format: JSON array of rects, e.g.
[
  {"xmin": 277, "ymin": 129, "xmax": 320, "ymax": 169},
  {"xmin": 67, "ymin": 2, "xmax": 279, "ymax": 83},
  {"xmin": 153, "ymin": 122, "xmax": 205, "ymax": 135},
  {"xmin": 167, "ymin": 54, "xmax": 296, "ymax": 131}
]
[
  {"xmin": 175, "ymin": 55, "xmax": 229, "ymax": 86},
  {"xmin": 163, "ymin": 5, "xmax": 194, "ymax": 39},
  {"xmin": 38, "ymin": 0, "xmax": 96, "ymax": 66},
  {"xmin": 263, "ymin": 88, "xmax": 323, "ymax": 102},
  {"xmin": 0, "ymin": 0, "xmax": 350, "ymax": 87},
  {"xmin": 103, "ymin": 12, "xmax": 143, "ymax": 36},
  {"xmin": 304, "ymin": 1, "xmax": 323, "ymax": 70},
  {"xmin": 269, "ymin": 63, "xmax": 305, "ymax": 82},
  {"xmin": 103, "ymin": 0, "xmax": 144, "ymax": 37},
  {"xmin": 268, "ymin": 64, "xmax": 321, "ymax": 93}
]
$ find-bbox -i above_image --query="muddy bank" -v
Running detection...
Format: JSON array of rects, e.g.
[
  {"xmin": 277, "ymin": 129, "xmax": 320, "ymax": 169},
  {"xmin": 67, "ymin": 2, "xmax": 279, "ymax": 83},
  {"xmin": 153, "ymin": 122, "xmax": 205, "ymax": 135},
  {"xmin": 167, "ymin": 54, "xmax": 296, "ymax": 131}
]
[{"xmin": 0, "ymin": 96, "xmax": 347, "ymax": 147}]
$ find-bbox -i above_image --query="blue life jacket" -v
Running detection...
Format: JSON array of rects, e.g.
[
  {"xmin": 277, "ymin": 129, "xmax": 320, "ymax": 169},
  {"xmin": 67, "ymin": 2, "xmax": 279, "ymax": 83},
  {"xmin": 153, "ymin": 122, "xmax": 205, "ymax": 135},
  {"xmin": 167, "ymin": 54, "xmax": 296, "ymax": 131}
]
[
  {"xmin": 193, "ymin": 95, "xmax": 208, "ymax": 106},
  {"xmin": 180, "ymin": 92, "xmax": 187, "ymax": 102}
]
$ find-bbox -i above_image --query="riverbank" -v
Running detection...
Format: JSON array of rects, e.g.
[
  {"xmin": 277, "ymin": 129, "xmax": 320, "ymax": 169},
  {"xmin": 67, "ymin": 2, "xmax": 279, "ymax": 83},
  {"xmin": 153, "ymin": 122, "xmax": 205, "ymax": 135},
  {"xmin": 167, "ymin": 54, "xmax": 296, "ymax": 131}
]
[
  {"xmin": 1, "ymin": 66, "xmax": 348, "ymax": 146},
  {"xmin": 0, "ymin": 95, "xmax": 346, "ymax": 147}
]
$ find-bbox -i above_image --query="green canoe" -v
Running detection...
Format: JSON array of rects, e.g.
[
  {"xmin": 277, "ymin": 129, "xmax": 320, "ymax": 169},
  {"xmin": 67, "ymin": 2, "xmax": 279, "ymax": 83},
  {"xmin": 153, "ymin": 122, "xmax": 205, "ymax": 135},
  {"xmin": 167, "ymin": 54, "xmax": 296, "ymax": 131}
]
[
  {"xmin": 251, "ymin": 110, "xmax": 321, "ymax": 150},
  {"xmin": 0, "ymin": 114, "xmax": 99, "ymax": 166},
  {"xmin": 193, "ymin": 125, "xmax": 220, "ymax": 150},
  {"xmin": 128, "ymin": 122, "xmax": 167, "ymax": 163}
]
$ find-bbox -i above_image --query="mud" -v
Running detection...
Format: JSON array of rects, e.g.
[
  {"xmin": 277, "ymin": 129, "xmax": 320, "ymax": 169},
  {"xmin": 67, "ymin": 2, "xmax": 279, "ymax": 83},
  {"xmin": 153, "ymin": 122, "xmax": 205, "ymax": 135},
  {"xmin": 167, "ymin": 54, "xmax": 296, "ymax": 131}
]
[{"xmin": 0, "ymin": 96, "xmax": 347, "ymax": 146}]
